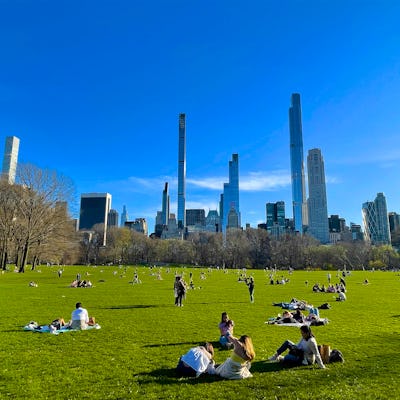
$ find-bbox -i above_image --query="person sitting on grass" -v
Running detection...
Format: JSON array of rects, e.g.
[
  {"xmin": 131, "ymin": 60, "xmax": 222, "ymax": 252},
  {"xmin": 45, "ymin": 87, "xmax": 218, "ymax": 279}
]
[
  {"xmin": 268, "ymin": 325, "xmax": 325, "ymax": 369},
  {"xmin": 70, "ymin": 302, "xmax": 95, "ymax": 330},
  {"xmin": 215, "ymin": 334, "xmax": 255, "ymax": 379},
  {"xmin": 176, "ymin": 343, "xmax": 216, "ymax": 377},
  {"xmin": 219, "ymin": 312, "xmax": 234, "ymax": 349}
]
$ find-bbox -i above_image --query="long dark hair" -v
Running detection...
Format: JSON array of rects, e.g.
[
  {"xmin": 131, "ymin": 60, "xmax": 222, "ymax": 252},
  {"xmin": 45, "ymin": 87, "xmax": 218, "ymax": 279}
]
[{"xmin": 300, "ymin": 325, "xmax": 314, "ymax": 341}]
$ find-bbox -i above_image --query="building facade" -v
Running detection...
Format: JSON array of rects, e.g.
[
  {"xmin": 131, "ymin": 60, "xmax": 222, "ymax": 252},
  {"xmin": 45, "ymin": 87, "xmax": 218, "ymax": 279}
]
[
  {"xmin": 266, "ymin": 201, "xmax": 286, "ymax": 238},
  {"xmin": 177, "ymin": 113, "xmax": 186, "ymax": 229},
  {"xmin": 79, "ymin": 193, "xmax": 112, "ymax": 246},
  {"xmin": 120, "ymin": 205, "xmax": 128, "ymax": 227},
  {"xmin": 362, "ymin": 192, "xmax": 391, "ymax": 245},
  {"xmin": 289, "ymin": 93, "xmax": 308, "ymax": 233},
  {"xmin": 125, "ymin": 218, "xmax": 148, "ymax": 236},
  {"xmin": 220, "ymin": 153, "xmax": 240, "ymax": 232},
  {"xmin": 1, "ymin": 136, "xmax": 20, "ymax": 184},
  {"xmin": 307, "ymin": 148, "xmax": 329, "ymax": 244},
  {"xmin": 108, "ymin": 209, "xmax": 119, "ymax": 228}
]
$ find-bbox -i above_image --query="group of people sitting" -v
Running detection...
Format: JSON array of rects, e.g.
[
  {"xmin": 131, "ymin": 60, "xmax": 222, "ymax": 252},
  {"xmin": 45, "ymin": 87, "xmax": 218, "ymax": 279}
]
[
  {"xmin": 26, "ymin": 302, "xmax": 96, "ymax": 332},
  {"xmin": 177, "ymin": 312, "xmax": 255, "ymax": 380},
  {"xmin": 312, "ymin": 282, "xmax": 346, "ymax": 294},
  {"xmin": 177, "ymin": 310, "xmax": 331, "ymax": 380},
  {"xmin": 70, "ymin": 279, "xmax": 93, "ymax": 288}
]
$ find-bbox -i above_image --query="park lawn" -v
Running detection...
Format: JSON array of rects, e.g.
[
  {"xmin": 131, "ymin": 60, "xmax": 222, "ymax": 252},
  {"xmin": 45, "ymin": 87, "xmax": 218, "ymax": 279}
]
[{"xmin": 0, "ymin": 266, "xmax": 399, "ymax": 400}]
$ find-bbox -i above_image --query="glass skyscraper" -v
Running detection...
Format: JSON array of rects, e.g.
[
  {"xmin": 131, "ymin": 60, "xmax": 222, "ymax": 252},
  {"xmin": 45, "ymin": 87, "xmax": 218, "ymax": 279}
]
[
  {"xmin": 1, "ymin": 136, "xmax": 20, "ymax": 184},
  {"xmin": 161, "ymin": 182, "xmax": 170, "ymax": 226},
  {"xmin": 362, "ymin": 192, "xmax": 391, "ymax": 245},
  {"xmin": 289, "ymin": 93, "xmax": 308, "ymax": 233},
  {"xmin": 221, "ymin": 154, "xmax": 240, "ymax": 232},
  {"xmin": 177, "ymin": 113, "xmax": 186, "ymax": 229},
  {"xmin": 307, "ymin": 148, "xmax": 329, "ymax": 243},
  {"xmin": 79, "ymin": 193, "xmax": 112, "ymax": 246}
]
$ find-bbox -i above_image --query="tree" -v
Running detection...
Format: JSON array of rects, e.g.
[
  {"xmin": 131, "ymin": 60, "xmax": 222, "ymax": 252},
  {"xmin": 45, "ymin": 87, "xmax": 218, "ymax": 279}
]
[{"xmin": 14, "ymin": 163, "xmax": 76, "ymax": 272}]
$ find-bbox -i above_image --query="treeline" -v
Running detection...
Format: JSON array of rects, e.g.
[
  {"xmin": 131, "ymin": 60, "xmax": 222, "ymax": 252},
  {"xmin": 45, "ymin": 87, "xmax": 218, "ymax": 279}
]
[{"xmin": 1, "ymin": 164, "xmax": 399, "ymax": 271}]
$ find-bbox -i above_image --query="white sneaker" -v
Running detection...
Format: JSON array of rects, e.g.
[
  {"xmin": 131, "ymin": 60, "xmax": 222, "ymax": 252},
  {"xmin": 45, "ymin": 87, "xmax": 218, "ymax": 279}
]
[{"xmin": 269, "ymin": 354, "xmax": 278, "ymax": 361}]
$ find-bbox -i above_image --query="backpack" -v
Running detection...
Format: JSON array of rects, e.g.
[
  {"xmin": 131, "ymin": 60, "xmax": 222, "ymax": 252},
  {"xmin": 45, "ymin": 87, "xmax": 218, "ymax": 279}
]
[{"xmin": 329, "ymin": 349, "xmax": 344, "ymax": 363}]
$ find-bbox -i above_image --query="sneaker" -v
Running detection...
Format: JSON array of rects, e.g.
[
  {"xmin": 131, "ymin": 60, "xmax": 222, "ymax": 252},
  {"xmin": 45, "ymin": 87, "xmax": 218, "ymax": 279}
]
[{"xmin": 268, "ymin": 354, "xmax": 278, "ymax": 361}]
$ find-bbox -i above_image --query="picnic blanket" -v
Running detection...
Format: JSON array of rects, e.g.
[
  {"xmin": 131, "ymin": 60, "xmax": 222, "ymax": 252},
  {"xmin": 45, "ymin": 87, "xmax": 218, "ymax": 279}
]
[
  {"xmin": 265, "ymin": 318, "xmax": 329, "ymax": 327},
  {"xmin": 23, "ymin": 322, "xmax": 101, "ymax": 335}
]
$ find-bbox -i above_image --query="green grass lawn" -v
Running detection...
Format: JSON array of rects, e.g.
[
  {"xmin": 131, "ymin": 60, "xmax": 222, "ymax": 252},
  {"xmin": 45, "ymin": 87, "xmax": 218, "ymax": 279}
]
[{"xmin": 0, "ymin": 266, "xmax": 399, "ymax": 400}]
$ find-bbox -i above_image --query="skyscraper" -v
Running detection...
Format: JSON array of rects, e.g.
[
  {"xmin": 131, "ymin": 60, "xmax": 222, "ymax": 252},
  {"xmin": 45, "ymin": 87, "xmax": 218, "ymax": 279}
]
[
  {"xmin": 108, "ymin": 209, "xmax": 119, "ymax": 228},
  {"xmin": 289, "ymin": 93, "xmax": 308, "ymax": 233},
  {"xmin": 1, "ymin": 136, "xmax": 20, "ymax": 184},
  {"xmin": 307, "ymin": 148, "xmax": 329, "ymax": 243},
  {"xmin": 120, "ymin": 205, "xmax": 128, "ymax": 227},
  {"xmin": 220, "ymin": 154, "xmax": 240, "ymax": 232},
  {"xmin": 79, "ymin": 193, "xmax": 112, "ymax": 246},
  {"xmin": 362, "ymin": 192, "xmax": 391, "ymax": 245},
  {"xmin": 161, "ymin": 182, "xmax": 170, "ymax": 225},
  {"xmin": 177, "ymin": 113, "xmax": 186, "ymax": 229}
]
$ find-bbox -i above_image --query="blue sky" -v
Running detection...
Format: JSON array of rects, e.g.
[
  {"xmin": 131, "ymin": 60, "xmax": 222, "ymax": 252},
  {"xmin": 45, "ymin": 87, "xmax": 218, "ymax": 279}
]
[{"xmin": 1, "ymin": 1, "xmax": 400, "ymax": 233}]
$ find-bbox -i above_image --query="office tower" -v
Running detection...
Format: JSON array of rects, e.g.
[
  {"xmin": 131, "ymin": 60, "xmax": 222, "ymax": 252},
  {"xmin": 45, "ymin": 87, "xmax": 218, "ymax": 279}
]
[
  {"xmin": 1, "ymin": 136, "xmax": 20, "ymax": 184},
  {"xmin": 120, "ymin": 205, "xmax": 128, "ymax": 227},
  {"xmin": 108, "ymin": 209, "xmax": 119, "ymax": 228},
  {"xmin": 362, "ymin": 192, "xmax": 391, "ymax": 245},
  {"xmin": 350, "ymin": 223, "xmax": 364, "ymax": 241},
  {"xmin": 289, "ymin": 93, "xmax": 308, "ymax": 233},
  {"xmin": 162, "ymin": 182, "xmax": 170, "ymax": 225},
  {"xmin": 328, "ymin": 215, "xmax": 346, "ymax": 232},
  {"xmin": 388, "ymin": 212, "xmax": 400, "ymax": 233},
  {"xmin": 186, "ymin": 209, "xmax": 206, "ymax": 227},
  {"xmin": 79, "ymin": 193, "xmax": 112, "ymax": 246},
  {"xmin": 307, "ymin": 148, "xmax": 329, "ymax": 243},
  {"xmin": 177, "ymin": 113, "xmax": 186, "ymax": 229},
  {"xmin": 221, "ymin": 154, "xmax": 240, "ymax": 232},
  {"xmin": 125, "ymin": 218, "xmax": 148, "ymax": 236},
  {"xmin": 266, "ymin": 201, "xmax": 285, "ymax": 229},
  {"xmin": 205, "ymin": 209, "xmax": 220, "ymax": 232},
  {"xmin": 227, "ymin": 208, "xmax": 239, "ymax": 230},
  {"xmin": 266, "ymin": 201, "xmax": 286, "ymax": 238}
]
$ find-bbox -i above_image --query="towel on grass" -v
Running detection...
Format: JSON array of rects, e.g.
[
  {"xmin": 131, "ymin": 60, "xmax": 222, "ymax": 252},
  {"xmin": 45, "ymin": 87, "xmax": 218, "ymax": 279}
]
[{"xmin": 23, "ymin": 321, "xmax": 101, "ymax": 335}]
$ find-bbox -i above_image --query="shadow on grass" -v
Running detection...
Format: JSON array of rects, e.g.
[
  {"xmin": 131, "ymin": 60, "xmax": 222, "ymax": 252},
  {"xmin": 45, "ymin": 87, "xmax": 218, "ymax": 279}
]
[
  {"xmin": 132, "ymin": 361, "xmax": 285, "ymax": 385},
  {"xmin": 103, "ymin": 305, "xmax": 165, "ymax": 309}
]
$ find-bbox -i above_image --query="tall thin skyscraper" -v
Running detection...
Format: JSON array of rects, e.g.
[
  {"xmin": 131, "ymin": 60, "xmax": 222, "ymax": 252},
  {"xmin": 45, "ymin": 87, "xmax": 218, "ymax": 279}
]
[
  {"xmin": 177, "ymin": 113, "xmax": 186, "ymax": 229},
  {"xmin": 307, "ymin": 148, "xmax": 329, "ymax": 243},
  {"xmin": 120, "ymin": 205, "xmax": 128, "ymax": 227},
  {"xmin": 1, "ymin": 136, "xmax": 20, "ymax": 184},
  {"xmin": 362, "ymin": 192, "xmax": 391, "ymax": 245},
  {"xmin": 161, "ymin": 182, "xmax": 170, "ymax": 225},
  {"xmin": 289, "ymin": 93, "xmax": 308, "ymax": 233},
  {"xmin": 221, "ymin": 154, "xmax": 240, "ymax": 231}
]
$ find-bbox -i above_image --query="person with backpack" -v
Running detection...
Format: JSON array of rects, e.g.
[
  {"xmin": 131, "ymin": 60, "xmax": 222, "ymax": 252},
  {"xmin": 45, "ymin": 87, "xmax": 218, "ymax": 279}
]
[{"xmin": 268, "ymin": 325, "xmax": 326, "ymax": 369}]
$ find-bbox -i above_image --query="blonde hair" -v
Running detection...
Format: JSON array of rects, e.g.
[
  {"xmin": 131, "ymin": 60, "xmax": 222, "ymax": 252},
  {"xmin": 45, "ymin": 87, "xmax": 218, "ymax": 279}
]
[{"xmin": 239, "ymin": 335, "xmax": 255, "ymax": 361}]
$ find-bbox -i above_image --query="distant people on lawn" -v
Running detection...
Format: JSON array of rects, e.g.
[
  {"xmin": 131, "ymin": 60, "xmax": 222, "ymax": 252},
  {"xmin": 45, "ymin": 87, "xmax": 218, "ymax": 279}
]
[
  {"xmin": 219, "ymin": 312, "xmax": 234, "ymax": 349},
  {"xmin": 215, "ymin": 334, "xmax": 255, "ymax": 379},
  {"xmin": 174, "ymin": 275, "xmax": 186, "ymax": 307},
  {"xmin": 71, "ymin": 302, "xmax": 95, "ymax": 330},
  {"xmin": 268, "ymin": 325, "xmax": 325, "ymax": 369},
  {"xmin": 176, "ymin": 343, "xmax": 216, "ymax": 377},
  {"xmin": 336, "ymin": 291, "xmax": 347, "ymax": 301}
]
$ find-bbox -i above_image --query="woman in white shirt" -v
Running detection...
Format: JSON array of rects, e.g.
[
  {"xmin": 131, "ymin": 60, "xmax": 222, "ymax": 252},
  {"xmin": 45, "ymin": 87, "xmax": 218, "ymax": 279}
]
[{"xmin": 269, "ymin": 325, "xmax": 326, "ymax": 369}]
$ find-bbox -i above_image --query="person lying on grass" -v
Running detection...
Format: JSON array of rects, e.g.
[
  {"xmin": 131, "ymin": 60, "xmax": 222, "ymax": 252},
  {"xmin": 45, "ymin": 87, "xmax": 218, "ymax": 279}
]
[{"xmin": 176, "ymin": 343, "xmax": 216, "ymax": 377}]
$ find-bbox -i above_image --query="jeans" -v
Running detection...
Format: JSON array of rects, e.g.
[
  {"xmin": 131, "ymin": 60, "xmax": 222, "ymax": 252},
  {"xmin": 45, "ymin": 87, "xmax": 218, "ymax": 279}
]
[{"xmin": 276, "ymin": 340, "xmax": 303, "ymax": 364}]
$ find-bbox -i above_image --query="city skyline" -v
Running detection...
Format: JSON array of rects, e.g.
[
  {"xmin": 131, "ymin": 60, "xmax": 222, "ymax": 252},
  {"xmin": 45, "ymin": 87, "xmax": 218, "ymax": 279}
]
[{"xmin": 1, "ymin": 2, "xmax": 400, "ymax": 232}]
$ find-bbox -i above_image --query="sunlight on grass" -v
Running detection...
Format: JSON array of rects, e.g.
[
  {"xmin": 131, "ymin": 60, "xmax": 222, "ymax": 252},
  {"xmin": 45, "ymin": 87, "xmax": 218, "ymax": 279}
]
[{"xmin": 1, "ymin": 266, "xmax": 399, "ymax": 399}]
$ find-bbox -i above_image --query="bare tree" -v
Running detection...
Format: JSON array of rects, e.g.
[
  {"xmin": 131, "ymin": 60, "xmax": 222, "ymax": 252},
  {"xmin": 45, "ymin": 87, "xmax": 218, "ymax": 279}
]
[{"xmin": 14, "ymin": 163, "xmax": 76, "ymax": 272}]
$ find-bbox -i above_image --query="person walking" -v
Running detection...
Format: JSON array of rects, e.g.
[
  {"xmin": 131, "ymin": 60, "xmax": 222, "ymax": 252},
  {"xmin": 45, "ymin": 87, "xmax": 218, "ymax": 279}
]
[{"xmin": 246, "ymin": 277, "xmax": 255, "ymax": 303}]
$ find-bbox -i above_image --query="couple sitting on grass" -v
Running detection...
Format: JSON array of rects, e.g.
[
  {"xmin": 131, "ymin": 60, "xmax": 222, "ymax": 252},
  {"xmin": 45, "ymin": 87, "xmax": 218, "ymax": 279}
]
[
  {"xmin": 177, "ymin": 325, "xmax": 327, "ymax": 380},
  {"xmin": 177, "ymin": 334, "xmax": 255, "ymax": 380}
]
